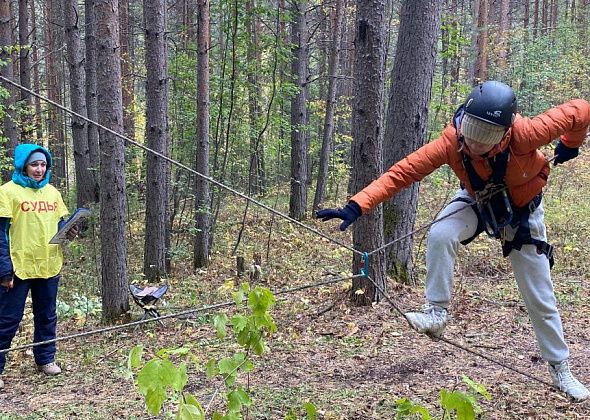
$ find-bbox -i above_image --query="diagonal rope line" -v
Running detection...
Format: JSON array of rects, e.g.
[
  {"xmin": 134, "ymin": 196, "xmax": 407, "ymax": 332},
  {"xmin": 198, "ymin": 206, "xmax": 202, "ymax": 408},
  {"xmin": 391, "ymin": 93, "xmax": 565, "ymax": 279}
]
[
  {"xmin": 363, "ymin": 275, "xmax": 553, "ymax": 387},
  {"xmin": 368, "ymin": 202, "xmax": 474, "ymax": 256},
  {"xmin": 0, "ymin": 76, "xmax": 557, "ymax": 388},
  {"xmin": 0, "ymin": 273, "xmax": 362, "ymax": 355},
  {"xmin": 0, "ymin": 75, "xmax": 362, "ymax": 257}
]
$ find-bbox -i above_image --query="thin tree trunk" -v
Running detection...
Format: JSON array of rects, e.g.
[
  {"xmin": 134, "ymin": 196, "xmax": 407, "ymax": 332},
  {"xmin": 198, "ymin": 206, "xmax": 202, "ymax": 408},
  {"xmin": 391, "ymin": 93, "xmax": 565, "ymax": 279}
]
[
  {"xmin": 95, "ymin": 0, "xmax": 129, "ymax": 323},
  {"xmin": 474, "ymin": 0, "xmax": 488, "ymax": 83},
  {"xmin": 533, "ymin": 0, "xmax": 539, "ymax": 37},
  {"xmin": 245, "ymin": 0, "xmax": 263, "ymax": 196},
  {"xmin": 541, "ymin": 0, "xmax": 548, "ymax": 35},
  {"xmin": 289, "ymin": 0, "xmax": 308, "ymax": 221},
  {"xmin": 65, "ymin": 0, "xmax": 96, "ymax": 207},
  {"xmin": 313, "ymin": 0, "xmax": 344, "ymax": 211},
  {"xmin": 143, "ymin": 0, "xmax": 170, "ymax": 280},
  {"xmin": 193, "ymin": 0, "xmax": 211, "ymax": 269},
  {"xmin": 30, "ymin": 0, "xmax": 42, "ymax": 140},
  {"xmin": 119, "ymin": 0, "xmax": 135, "ymax": 141},
  {"xmin": 18, "ymin": 0, "xmax": 34, "ymax": 138},
  {"xmin": 0, "ymin": 0, "xmax": 18, "ymax": 182},
  {"xmin": 497, "ymin": 0, "xmax": 510, "ymax": 70},
  {"xmin": 577, "ymin": 0, "xmax": 588, "ymax": 53},
  {"xmin": 84, "ymin": 0, "xmax": 100, "ymax": 201}
]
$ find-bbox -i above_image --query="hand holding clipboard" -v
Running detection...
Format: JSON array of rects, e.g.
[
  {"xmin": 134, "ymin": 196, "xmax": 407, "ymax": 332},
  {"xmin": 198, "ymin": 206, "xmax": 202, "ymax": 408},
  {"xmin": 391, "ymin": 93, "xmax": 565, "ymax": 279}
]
[{"xmin": 49, "ymin": 208, "xmax": 91, "ymax": 244}]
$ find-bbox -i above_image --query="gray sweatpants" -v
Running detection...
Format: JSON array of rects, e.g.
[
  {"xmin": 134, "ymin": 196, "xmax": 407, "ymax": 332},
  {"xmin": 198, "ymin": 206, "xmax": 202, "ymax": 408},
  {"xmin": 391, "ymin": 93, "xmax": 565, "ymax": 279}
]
[{"xmin": 425, "ymin": 189, "xmax": 568, "ymax": 363}]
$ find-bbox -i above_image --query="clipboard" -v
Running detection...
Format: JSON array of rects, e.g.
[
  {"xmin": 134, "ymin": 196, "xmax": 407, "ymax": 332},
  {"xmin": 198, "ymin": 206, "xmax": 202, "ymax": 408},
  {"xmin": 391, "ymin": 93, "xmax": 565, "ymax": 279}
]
[{"xmin": 49, "ymin": 208, "xmax": 91, "ymax": 244}]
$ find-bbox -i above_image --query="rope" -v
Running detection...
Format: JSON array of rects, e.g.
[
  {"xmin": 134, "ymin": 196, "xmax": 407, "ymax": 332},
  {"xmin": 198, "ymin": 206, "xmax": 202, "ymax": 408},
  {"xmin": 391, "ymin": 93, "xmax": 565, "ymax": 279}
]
[
  {"xmin": 0, "ymin": 76, "xmax": 362, "ymax": 257},
  {"xmin": 368, "ymin": 202, "xmax": 473, "ymax": 256},
  {"xmin": 0, "ymin": 75, "xmax": 558, "ymax": 390},
  {"xmin": 363, "ymin": 275, "xmax": 553, "ymax": 387},
  {"xmin": 0, "ymin": 273, "xmax": 361, "ymax": 355}
]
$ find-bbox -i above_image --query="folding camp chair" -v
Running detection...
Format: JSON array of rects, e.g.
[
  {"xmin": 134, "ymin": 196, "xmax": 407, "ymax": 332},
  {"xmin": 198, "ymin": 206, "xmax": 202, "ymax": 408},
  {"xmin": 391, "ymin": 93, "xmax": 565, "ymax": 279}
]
[{"xmin": 129, "ymin": 284, "xmax": 169, "ymax": 326}]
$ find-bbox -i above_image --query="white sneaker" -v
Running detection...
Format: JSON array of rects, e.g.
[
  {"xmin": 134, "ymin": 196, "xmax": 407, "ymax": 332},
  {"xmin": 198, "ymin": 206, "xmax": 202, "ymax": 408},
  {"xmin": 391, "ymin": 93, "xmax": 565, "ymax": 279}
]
[
  {"xmin": 548, "ymin": 360, "xmax": 590, "ymax": 401},
  {"xmin": 37, "ymin": 362, "xmax": 62, "ymax": 376},
  {"xmin": 0, "ymin": 377, "xmax": 3, "ymax": 389},
  {"xmin": 405, "ymin": 303, "xmax": 449, "ymax": 337}
]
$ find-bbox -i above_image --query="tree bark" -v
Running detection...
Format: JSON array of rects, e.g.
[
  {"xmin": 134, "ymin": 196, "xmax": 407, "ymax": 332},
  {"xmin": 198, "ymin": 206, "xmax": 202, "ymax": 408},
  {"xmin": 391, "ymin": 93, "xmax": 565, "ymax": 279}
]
[
  {"xmin": 533, "ymin": 0, "xmax": 539, "ymax": 37},
  {"xmin": 143, "ymin": 0, "xmax": 170, "ymax": 280},
  {"xmin": 474, "ymin": 0, "xmax": 488, "ymax": 83},
  {"xmin": 95, "ymin": 0, "xmax": 129, "ymax": 323},
  {"xmin": 193, "ymin": 0, "xmax": 211, "ymax": 269},
  {"xmin": 18, "ymin": 0, "xmax": 34, "ymax": 138},
  {"xmin": 350, "ymin": 0, "xmax": 387, "ymax": 305},
  {"xmin": 289, "ymin": 0, "xmax": 308, "ymax": 221},
  {"xmin": 84, "ymin": 0, "xmax": 100, "ymax": 201},
  {"xmin": 119, "ymin": 0, "xmax": 135, "ymax": 141},
  {"xmin": 497, "ymin": 0, "xmax": 510, "ymax": 70},
  {"xmin": 30, "ymin": 0, "xmax": 42, "ymax": 140},
  {"xmin": 382, "ymin": 0, "xmax": 442, "ymax": 284},
  {"xmin": 65, "ymin": 0, "xmax": 96, "ymax": 207},
  {"xmin": 0, "ymin": 0, "xmax": 18, "ymax": 182},
  {"xmin": 45, "ymin": 0, "xmax": 66, "ymax": 185}
]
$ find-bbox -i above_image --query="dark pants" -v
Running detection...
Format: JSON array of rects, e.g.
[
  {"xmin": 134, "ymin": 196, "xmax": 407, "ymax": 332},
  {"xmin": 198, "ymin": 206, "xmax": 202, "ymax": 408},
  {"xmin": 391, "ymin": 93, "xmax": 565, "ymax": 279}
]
[{"xmin": 0, "ymin": 275, "xmax": 60, "ymax": 373}]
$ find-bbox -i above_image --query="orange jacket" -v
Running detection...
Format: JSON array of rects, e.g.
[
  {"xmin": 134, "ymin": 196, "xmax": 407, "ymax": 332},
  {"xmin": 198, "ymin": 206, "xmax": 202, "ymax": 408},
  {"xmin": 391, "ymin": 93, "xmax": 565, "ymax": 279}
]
[{"xmin": 351, "ymin": 99, "xmax": 590, "ymax": 212}]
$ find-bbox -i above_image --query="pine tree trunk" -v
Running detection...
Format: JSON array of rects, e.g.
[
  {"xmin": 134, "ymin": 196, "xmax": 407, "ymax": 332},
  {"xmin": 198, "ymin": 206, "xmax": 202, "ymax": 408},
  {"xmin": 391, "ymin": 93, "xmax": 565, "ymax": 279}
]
[
  {"xmin": 65, "ymin": 0, "xmax": 96, "ymax": 207},
  {"xmin": 30, "ymin": 0, "xmax": 42, "ymax": 140},
  {"xmin": 45, "ymin": 0, "xmax": 66, "ymax": 185},
  {"xmin": 382, "ymin": 0, "xmax": 442, "ymax": 285},
  {"xmin": 95, "ymin": 0, "xmax": 130, "ymax": 323},
  {"xmin": 85, "ymin": 0, "xmax": 100, "ymax": 202},
  {"xmin": 18, "ymin": 0, "xmax": 34, "ymax": 138},
  {"xmin": 119, "ymin": 0, "xmax": 135, "ymax": 141},
  {"xmin": 193, "ymin": 0, "xmax": 211, "ymax": 269},
  {"xmin": 474, "ymin": 0, "xmax": 488, "ymax": 82},
  {"xmin": 351, "ymin": 0, "xmax": 387, "ymax": 305},
  {"xmin": 289, "ymin": 0, "xmax": 308, "ymax": 221},
  {"xmin": 0, "ymin": 0, "xmax": 18, "ymax": 182},
  {"xmin": 497, "ymin": 0, "xmax": 510, "ymax": 69},
  {"xmin": 143, "ymin": 0, "xmax": 170, "ymax": 280}
]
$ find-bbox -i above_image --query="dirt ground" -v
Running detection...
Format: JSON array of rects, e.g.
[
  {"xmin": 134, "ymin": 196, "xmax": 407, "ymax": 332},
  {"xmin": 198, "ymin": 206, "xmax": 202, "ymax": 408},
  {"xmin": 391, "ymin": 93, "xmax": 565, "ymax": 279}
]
[
  {"xmin": 1, "ymin": 270, "xmax": 589, "ymax": 419},
  {"xmin": 2, "ymin": 154, "xmax": 590, "ymax": 419}
]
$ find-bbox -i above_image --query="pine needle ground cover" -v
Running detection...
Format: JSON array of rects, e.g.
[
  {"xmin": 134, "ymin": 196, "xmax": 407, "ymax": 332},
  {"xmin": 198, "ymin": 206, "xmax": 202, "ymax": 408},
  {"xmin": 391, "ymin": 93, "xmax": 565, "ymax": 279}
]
[{"xmin": 1, "ymin": 150, "xmax": 590, "ymax": 419}]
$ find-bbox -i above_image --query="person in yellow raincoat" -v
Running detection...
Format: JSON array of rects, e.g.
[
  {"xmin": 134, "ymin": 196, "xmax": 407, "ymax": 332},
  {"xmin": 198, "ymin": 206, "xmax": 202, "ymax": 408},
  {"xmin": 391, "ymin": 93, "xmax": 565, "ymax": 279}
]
[{"xmin": 0, "ymin": 144, "xmax": 78, "ymax": 390}]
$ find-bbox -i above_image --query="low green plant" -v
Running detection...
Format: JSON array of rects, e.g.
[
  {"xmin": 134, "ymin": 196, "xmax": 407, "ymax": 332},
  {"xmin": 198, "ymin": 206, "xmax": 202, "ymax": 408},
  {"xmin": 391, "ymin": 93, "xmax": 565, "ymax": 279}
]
[
  {"xmin": 395, "ymin": 375, "xmax": 490, "ymax": 420},
  {"xmin": 129, "ymin": 283, "xmax": 277, "ymax": 419},
  {"xmin": 57, "ymin": 293, "xmax": 101, "ymax": 322}
]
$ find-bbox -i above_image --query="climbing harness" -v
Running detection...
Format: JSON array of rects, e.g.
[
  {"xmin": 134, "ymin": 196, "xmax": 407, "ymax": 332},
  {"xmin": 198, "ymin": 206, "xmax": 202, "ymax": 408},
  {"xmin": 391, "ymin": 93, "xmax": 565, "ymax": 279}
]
[{"xmin": 453, "ymin": 106, "xmax": 554, "ymax": 264}]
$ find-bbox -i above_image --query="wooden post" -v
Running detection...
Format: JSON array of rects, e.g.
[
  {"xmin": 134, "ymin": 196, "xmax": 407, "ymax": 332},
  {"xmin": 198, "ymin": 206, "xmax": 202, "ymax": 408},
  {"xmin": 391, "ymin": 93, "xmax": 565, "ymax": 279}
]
[{"xmin": 236, "ymin": 256, "xmax": 245, "ymax": 277}]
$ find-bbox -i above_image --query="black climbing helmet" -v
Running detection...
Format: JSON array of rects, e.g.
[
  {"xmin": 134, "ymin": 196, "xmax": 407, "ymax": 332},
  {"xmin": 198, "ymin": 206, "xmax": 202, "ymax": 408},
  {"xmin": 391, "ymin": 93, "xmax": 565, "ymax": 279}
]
[{"xmin": 464, "ymin": 81, "xmax": 517, "ymax": 128}]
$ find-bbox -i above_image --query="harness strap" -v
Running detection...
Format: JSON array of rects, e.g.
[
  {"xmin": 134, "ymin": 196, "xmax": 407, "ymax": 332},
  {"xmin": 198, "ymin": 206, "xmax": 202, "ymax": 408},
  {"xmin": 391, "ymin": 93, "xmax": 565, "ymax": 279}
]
[
  {"xmin": 501, "ymin": 194, "xmax": 554, "ymax": 268},
  {"xmin": 448, "ymin": 196, "xmax": 484, "ymax": 246}
]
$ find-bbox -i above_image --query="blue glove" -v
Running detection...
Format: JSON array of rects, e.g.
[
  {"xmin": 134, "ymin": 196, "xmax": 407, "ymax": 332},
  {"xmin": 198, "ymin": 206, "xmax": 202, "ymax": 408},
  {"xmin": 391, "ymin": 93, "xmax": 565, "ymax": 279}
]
[
  {"xmin": 315, "ymin": 201, "xmax": 362, "ymax": 231},
  {"xmin": 554, "ymin": 140, "xmax": 579, "ymax": 165}
]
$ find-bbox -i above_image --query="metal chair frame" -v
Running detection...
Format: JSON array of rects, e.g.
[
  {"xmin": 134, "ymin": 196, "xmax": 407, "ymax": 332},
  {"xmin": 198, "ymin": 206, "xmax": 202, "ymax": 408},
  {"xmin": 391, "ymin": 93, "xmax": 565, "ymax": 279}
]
[{"xmin": 129, "ymin": 284, "xmax": 168, "ymax": 326}]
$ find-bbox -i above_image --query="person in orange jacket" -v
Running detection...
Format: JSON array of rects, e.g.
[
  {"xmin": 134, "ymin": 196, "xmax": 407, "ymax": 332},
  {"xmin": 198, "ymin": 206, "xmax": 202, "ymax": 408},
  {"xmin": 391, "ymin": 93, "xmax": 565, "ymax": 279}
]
[{"xmin": 317, "ymin": 81, "xmax": 590, "ymax": 401}]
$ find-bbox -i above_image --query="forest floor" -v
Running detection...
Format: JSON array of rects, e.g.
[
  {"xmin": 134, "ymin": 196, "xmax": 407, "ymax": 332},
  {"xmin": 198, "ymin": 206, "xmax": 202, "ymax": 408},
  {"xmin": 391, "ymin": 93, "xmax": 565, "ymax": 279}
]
[{"xmin": 2, "ymin": 148, "xmax": 590, "ymax": 419}]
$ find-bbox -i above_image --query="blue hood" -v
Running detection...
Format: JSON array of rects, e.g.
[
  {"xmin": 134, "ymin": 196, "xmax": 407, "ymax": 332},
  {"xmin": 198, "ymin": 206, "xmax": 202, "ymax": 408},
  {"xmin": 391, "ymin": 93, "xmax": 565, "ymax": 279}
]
[{"xmin": 12, "ymin": 143, "xmax": 52, "ymax": 189}]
